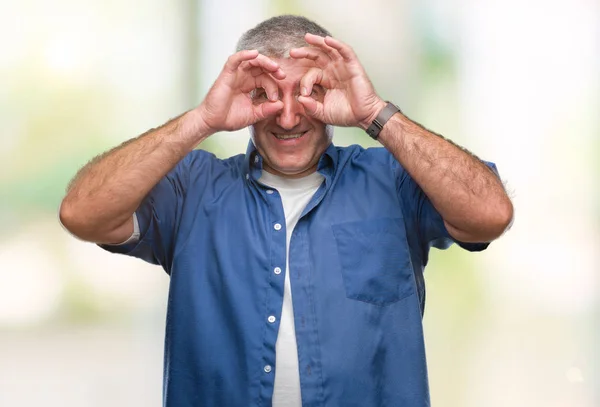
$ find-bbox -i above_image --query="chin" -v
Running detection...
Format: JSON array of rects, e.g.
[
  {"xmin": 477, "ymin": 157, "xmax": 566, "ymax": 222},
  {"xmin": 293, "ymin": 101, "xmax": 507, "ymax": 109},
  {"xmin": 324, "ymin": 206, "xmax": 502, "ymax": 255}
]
[
  {"xmin": 273, "ymin": 164, "xmax": 309, "ymax": 176},
  {"xmin": 266, "ymin": 158, "xmax": 317, "ymax": 177}
]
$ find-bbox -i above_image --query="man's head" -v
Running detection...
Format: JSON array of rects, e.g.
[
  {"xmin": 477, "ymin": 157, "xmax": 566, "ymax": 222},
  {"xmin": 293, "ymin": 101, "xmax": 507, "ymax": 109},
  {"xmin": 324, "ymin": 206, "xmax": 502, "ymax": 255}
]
[{"xmin": 237, "ymin": 15, "xmax": 334, "ymax": 179}]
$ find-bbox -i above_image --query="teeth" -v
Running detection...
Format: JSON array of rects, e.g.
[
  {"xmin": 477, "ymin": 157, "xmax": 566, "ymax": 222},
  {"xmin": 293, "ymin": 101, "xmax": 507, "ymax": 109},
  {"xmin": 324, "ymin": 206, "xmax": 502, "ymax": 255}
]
[{"xmin": 274, "ymin": 132, "xmax": 304, "ymax": 140}]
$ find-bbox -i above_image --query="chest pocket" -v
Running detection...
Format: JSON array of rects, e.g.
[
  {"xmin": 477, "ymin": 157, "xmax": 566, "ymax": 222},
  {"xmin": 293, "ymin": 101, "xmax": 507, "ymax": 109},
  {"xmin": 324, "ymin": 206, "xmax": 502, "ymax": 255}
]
[{"xmin": 332, "ymin": 217, "xmax": 415, "ymax": 306}]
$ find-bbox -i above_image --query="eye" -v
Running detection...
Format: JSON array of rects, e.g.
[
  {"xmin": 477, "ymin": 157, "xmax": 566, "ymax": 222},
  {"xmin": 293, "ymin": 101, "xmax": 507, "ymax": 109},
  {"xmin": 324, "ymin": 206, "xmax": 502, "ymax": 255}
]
[
  {"xmin": 252, "ymin": 88, "xmax": 268, "ymax": 102},
  {"xmin": 309, "ymin": 85, "xmax": 325, "ymax": 100}
]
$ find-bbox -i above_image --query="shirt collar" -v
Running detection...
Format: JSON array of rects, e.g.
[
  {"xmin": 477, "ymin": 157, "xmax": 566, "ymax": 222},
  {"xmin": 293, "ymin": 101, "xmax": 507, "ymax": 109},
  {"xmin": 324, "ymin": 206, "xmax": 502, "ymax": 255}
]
[{"xmin": 243, "ymin": 139, "xmax": 338, "ymax": 182}]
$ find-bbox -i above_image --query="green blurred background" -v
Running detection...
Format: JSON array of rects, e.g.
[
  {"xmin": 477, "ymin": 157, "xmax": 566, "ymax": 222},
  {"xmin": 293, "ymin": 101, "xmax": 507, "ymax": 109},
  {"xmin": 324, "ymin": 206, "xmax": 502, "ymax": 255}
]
[{"xmin": 1, "ymin": 0, "xmax": 598, "ymax": 405}]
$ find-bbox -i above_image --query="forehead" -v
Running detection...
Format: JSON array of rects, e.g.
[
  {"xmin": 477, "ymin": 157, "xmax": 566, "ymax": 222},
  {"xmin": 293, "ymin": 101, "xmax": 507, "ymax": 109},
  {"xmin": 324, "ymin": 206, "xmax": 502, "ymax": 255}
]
[{"xmin": 272, "ymin": 57, "xmax": 317, "ymax": 88}]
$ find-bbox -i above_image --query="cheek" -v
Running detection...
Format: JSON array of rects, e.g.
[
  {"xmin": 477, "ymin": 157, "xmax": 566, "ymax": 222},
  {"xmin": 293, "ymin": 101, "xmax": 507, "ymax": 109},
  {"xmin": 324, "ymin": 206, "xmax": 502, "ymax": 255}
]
[
  {"xmin": 251, "ymin": 123, "xmax": 271, "ymax": 139},
  {"xmin": 250, "ymin": 125, "xmax": 270, "ymax": 147}
]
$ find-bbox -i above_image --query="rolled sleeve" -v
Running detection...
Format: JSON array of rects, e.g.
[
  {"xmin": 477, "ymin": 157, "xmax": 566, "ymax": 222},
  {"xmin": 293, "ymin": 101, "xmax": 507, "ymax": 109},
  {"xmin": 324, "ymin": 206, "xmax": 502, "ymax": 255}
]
[
  {"xmin": 99, "ymin": 152, "xmax": 197, "ymax": 272},
  {"xmin": 395, "ymin": 159, "xmax": 499, "ymax": 255}
]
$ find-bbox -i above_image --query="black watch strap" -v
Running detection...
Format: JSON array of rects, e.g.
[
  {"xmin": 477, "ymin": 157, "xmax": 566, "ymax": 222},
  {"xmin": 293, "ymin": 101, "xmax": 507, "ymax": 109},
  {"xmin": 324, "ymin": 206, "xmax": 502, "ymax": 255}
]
[{"xmin": 366, "ymin": 102, "xmax": 401, "ymax": 140}]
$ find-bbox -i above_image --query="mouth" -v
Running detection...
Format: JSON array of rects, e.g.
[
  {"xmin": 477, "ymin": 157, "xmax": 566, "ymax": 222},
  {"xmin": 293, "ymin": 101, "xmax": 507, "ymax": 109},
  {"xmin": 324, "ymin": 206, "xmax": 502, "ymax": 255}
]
[{"xmin": 272, "ymin": 130, "xmax": 308, "ymax": 140}]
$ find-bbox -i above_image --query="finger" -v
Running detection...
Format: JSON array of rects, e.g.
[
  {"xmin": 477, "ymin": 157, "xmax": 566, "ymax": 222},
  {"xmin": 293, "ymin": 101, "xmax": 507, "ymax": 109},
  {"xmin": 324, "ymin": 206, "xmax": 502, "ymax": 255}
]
[
  {"xmin": 247, "ymin": 66, "xmax": 285, "ymax": 81},
  {"xmin": 242, "ymin": 54, "xmax": 286, "ymax": 79},
  {"xmin": 297, "ymin": 96, "xmax": 325, "ymax": 122},
  {"xmin": 224, "ymin": 49, "xmax": 259, "ymax": 72},
  {"xmin": 289, "ymin": 47, "xmax": 331, "ymax": 68},
  {"xmin": 244, "ymin": 64, "xmax": 286, "ymax": 80},
  {"xmin": 324, "ymin": 36, "xmax": 356, "ymax": 61},
  {"xmin": 253, "ymin": 100, "xmax": 284, "ymax": 121},
  {"xmin": 299, "ymin": 67, "xmax": 324, "ymax": 96},
  {"xmin": 304, "ymin": 33, "xmax": 342, "ymax": 61},
  {"xmin": 254, "ymin": 73, "xmax": 280, "ymax": 102}
]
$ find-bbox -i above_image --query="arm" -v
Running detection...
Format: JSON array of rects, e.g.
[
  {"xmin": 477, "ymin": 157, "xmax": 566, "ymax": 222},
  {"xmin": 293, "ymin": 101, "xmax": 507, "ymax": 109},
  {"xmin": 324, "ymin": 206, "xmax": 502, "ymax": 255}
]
[
  {"xmin": 60, "ymin": 50, "xmax": 285, "ymax": 244},
  {"xmin": 290, "ymin": 34, "xmax": 513, "ymax": 243},
  {"xmin": 374, "ymin": 109, "xmax": 513, "ymax": 243},
  {"xmin": 59, "ymin": 110, "xmax": 210, "ymax": 244}
]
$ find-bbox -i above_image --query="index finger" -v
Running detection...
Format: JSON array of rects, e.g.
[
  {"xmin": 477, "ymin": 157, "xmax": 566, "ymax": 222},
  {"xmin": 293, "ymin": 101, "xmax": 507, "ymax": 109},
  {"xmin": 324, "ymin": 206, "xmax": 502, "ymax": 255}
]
[
  {"xmin": 289, "ymin": 47, "xmax": 331, "ymax": 68},
  {"xmin": 224, "ymin": 50, "xmax": 260, "ymax": 72},
  {"xmin": 242, "ymin": 54, "xmax": 286, "ymax": 80},
  {"xmin": 304, "ymin": 33, "xmax": 342, "ymax": 61},
  {"xmin": 323, "ymin": 36, "xmax": 356, "ymax": 61}
]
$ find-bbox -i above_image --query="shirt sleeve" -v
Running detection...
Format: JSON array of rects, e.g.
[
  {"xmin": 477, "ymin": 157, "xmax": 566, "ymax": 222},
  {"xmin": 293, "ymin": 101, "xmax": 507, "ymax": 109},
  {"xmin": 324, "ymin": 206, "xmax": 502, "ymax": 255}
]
[
  {"xmin": 99, "ymin": 152, "xmax": 197, "ymax": 271},
  {"xmin": 395, "ymin": 159, "xmax": 501, "ymax": 255},
  {"xmin": 102, "ymin": 212, "xmax": 140, "ymax": 245},
  {"xmin": 58, "ymin": 204, "xmax": 140, "ymax": 244}
]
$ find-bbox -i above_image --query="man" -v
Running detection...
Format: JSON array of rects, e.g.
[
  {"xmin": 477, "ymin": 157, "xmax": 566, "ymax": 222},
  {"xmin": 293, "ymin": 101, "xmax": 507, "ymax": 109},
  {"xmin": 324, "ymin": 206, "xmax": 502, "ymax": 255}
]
[{"xmin": 60, "ymin": 15, "xmax": 512, "ymax": 407}]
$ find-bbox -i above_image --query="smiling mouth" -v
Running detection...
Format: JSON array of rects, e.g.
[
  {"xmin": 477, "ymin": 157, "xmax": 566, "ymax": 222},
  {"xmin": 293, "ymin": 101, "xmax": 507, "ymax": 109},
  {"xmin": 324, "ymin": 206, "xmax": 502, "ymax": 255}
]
[{"xmin": 273, "ymin": 131, "xmax": 308, "ymax": 140}]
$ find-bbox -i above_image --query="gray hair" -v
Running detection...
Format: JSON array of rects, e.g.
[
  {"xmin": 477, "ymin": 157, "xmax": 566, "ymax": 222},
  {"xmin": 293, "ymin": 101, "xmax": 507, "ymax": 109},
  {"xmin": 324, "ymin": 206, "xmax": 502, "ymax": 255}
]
[{"xmin": 236, "ymin": 15, "xmax": 332, "ymax": 58}]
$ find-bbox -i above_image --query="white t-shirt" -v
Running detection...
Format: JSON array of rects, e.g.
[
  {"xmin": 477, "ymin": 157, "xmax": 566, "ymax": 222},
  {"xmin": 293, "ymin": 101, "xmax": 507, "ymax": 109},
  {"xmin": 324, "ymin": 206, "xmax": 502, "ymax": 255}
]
[{"xmin": 259, "ymin": 170, "xmax": 324, "ymax": 407}]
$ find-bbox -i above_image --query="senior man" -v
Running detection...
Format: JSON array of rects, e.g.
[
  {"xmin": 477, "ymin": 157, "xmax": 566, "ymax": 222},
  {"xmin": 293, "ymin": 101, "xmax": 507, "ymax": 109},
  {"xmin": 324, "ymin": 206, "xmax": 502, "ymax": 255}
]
[{"xmin": 60, "ymin": 15, "xmax": 513, "ymax": 407}]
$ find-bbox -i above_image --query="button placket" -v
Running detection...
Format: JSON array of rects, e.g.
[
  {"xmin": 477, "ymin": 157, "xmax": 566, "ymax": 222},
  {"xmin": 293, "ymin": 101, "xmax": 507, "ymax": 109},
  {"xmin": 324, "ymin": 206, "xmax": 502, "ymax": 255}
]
[{"xmin": 258, "ymin": 184, "xmax": 286, "ymax": 404}]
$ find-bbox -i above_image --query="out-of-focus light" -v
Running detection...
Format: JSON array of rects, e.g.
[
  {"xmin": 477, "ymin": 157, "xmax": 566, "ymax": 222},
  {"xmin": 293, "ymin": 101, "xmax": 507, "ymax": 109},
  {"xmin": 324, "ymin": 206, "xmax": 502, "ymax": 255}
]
[
  {"xmin": 65, "ymin": 236, "xmax": 166, "ymax": 309},
  {"xmin": 566, "ymin": 367, "xmax": 584, "ymax": 383},
  {"xmin": 43, "ymin": 35, "xmax": 84, "ymax": 74},
  {"xmin": 0, "ymin": 237, "xmax": 64, "ymax": 326}
]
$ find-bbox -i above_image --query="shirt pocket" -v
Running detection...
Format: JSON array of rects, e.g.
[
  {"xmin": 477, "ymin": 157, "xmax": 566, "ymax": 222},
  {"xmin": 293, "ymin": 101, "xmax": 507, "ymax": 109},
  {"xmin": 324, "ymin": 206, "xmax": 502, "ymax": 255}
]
[{"xmin": 331, "ymin": 217, "xmax": 415, "ymax": 306}]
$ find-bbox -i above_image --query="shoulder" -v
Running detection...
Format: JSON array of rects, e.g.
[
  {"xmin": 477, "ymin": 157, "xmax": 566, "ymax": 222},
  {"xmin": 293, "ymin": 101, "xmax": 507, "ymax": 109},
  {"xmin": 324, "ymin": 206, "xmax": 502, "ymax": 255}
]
[
  {"xmin": 162, "ymin": 150, "xmax": 247, "ymax": 192},
  {"xmin": 334, "ymin": 144, "xmax": 399, "ymax": 171},
  {"xmin": 182, "ymin": 149, "xmax": 246, "ymax": 175}
]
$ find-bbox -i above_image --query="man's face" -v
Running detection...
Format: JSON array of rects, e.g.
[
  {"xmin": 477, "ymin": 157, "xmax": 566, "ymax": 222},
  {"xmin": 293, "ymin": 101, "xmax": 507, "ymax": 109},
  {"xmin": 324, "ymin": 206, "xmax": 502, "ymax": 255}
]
[{"xmin": 249, "ymin": 58, "xmax": 333, "ymax": 178}]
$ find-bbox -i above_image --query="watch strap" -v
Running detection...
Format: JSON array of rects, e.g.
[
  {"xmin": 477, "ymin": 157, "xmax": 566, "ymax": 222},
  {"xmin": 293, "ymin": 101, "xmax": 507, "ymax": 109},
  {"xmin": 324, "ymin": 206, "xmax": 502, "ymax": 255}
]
[{"xmin": 366, "ymin": 102, "xmax": 401, "ymax": 140}]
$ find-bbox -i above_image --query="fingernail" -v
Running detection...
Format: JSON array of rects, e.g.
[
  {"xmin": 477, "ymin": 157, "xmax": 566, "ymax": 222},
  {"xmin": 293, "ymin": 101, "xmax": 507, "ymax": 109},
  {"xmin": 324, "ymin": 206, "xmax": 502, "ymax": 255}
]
[
  {"xmin": 272, "ymin": 92, "xmax": 278, "ymax": 101},
  {"xmin": 301, "ymin": 87, "xmax": 308, "ymax": 96}
]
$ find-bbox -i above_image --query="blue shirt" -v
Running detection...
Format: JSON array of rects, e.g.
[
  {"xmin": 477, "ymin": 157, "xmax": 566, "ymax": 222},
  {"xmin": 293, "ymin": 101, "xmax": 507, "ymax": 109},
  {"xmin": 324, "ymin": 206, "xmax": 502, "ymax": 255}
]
[{"xmin": 102, "ymin": 141, "xmax": 492, "ymax": 407}]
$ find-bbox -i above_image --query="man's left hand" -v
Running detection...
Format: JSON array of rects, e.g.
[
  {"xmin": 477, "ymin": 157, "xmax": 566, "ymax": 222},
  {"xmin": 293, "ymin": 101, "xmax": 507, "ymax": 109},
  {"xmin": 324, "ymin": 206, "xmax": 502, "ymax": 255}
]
[{"xmin": 290, "ymin": 33, "xmax": 386, "ymax": 129}]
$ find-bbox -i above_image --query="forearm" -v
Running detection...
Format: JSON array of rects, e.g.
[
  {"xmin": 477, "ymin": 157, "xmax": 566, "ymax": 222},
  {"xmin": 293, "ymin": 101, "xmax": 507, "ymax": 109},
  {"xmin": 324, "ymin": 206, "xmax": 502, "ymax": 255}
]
[
  {"xmin": 60, "ymin": 109, "xmax": 212, "ymax": 243},
  {"xmin": 378, "ymin": 112, "xmax": 513, "ymax": 242}
]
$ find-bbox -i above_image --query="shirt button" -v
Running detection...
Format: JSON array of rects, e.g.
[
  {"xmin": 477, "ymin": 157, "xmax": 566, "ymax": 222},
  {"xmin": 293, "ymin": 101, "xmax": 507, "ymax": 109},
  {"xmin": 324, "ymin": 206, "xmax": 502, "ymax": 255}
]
[
  {"xmin": 254, "ymin": 155, "xmax": 259, "ymax": 163},
  {"xmin": 266, "ymin": 189, "xmax": 274, "ymax": 195},
  {"xmin": 264, "ymin": 365, "xmax": 272, "ymax": 373},
  {"xmin": 245, "ymin": 174, "xmax": 249, "ymax": 180},
  {"xmin": 268, "ymin": 315, "xmax": 276, "ymax": 323},
  {"xmin": 274, "ymin": 267, "xmax": 282, "ymax": 275},
  {"xmin": 274, "ymin": 223, "xmax": 282, "ymax": 231}
]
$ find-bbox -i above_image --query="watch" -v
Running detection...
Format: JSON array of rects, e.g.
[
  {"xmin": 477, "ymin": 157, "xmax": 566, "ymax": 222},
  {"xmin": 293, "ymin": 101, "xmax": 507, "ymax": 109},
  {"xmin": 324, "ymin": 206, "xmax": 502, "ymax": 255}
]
[{"xmin": 365, "ymin": 102, "xmax": 401, "ymax": 140}]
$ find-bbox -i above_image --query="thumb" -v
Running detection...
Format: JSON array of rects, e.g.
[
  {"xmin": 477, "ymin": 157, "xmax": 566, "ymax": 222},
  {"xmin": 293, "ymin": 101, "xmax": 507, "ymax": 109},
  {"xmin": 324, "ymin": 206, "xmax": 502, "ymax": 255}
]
[
  {"xmin": 298, "ymin": 96, "xmax": 325, "ymax": 121},
  {"xmin": 253, "ymin": 100, "xmax": 283, "ymax": 121}
]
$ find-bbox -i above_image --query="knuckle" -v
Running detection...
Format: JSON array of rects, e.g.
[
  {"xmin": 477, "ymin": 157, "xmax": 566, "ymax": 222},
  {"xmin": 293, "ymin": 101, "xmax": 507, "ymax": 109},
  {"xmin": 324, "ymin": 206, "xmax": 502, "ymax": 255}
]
[{"xmin": 225, "ymin": 55, "xmax": 237, "ymax": 67}]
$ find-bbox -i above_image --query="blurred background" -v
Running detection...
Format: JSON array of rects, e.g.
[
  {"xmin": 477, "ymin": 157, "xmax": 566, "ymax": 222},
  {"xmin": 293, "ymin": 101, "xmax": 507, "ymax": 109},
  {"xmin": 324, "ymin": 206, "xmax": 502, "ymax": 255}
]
[{"xmin": 0, "ymin": 0, "xmax": 598, "ymax": 405}]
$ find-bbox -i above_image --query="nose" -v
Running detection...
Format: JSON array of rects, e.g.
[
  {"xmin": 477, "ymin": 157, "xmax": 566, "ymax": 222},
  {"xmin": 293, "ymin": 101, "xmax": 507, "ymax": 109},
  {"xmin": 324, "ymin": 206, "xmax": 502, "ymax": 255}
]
[{"xmin": 275, "ymin": 92, "xmax": 303, "ymax": 130}]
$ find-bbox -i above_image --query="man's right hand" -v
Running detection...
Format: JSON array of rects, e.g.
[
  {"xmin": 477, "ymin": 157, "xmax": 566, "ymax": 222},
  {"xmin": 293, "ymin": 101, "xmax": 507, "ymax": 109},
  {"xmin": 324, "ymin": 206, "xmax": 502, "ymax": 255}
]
[
  {"xmin": 197, "ymin": 50, "xmax": 285, "ymax": 133},
  {"xmin": 60, "ymin": 51, "xmax": 286, "ymax": 245}
]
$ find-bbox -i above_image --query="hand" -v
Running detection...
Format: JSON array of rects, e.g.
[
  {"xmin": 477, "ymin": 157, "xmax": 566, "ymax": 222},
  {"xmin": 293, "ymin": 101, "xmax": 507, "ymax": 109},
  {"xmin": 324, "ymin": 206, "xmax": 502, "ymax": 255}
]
[
  {"xmin": 197, "ymin": 50, "xmax": 286, "ymax": 133},
  {"xmin": 289, "ymin": 34, "xmax": 386, "ymax": 129}
]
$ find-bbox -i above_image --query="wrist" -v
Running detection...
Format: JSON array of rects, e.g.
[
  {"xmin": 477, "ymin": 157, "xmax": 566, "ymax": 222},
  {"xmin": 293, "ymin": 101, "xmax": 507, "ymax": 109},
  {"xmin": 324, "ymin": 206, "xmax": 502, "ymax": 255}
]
[
  {"xmin": 183, "ymin": 108, "xmax": 216, "ymax": 142},
  {"xmin": 359, "ymin": 98, "xmax": 387, "ymax": 130},
  {"xmin": 364, "ymin": 101, "xmax": 402, "ymax": 140}
]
